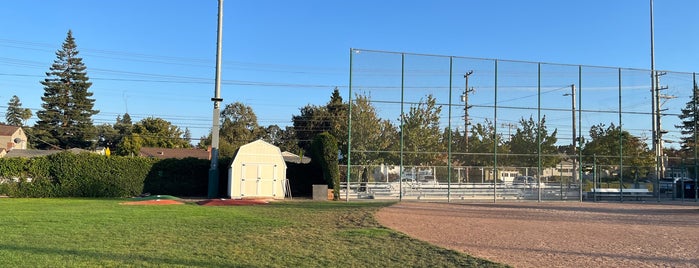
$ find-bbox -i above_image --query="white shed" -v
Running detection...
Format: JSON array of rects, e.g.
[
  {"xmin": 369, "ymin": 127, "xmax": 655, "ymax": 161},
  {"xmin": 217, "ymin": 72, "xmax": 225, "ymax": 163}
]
[{"xmin": 228, "ymin": 140, "xmax": 287, "ymax": 199}]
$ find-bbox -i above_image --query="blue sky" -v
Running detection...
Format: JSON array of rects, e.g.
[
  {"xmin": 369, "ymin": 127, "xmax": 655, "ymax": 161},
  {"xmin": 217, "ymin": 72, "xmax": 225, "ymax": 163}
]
[{"xmin": 1, "ymin": 0, "xmax": 698, "ymax": 142}]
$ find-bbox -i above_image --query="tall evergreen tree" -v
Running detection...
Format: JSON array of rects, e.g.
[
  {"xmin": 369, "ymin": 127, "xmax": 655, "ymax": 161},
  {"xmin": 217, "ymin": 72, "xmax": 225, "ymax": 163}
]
[
  {"xmin": 291, "ymin": 88, "xmax": 349, "ymax": 155},
  {"xmin": 677, "ymin": 82, "xmax": 699, "ymax": 154},
  {"xmin": 33, "ymin": 30, "xmax": 98, "ymax": 149},
  {"xmin": 5, "ymin": 95, "xmax": 32, "ymax": 126}
]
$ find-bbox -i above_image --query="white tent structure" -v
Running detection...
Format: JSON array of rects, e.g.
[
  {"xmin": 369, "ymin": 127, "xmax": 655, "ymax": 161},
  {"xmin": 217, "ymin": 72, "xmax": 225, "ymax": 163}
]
[{"xmin": 228, "ymin": 140, "xmax": 287, "ymax": 199}]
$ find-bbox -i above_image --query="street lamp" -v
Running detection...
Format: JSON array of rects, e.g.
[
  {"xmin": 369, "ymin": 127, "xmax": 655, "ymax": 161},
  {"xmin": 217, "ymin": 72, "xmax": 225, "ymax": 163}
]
[{"xmin": 564, "ymin": 84, "xmax": 577, "ymax": 196}]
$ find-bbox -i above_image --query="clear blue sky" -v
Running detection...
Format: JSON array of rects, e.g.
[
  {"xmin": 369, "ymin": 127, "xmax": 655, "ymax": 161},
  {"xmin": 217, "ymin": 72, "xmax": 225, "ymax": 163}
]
[{"xmin": 1, "ymin": 0, "xmax": 698, "ymax": 142}]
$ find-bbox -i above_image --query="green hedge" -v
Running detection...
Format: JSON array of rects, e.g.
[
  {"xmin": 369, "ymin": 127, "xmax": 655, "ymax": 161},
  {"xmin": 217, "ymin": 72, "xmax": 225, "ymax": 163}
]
[
  {"xmin": 310, "ymin": 132, "xmax": 340, "ymax": 200},
  {"xmin": 0, "ymin": 152, "xmax": 154, "ymax": 197},
  {"xmin": 0, "ymin": 152, "xmax": 232, "ymax": 198}
]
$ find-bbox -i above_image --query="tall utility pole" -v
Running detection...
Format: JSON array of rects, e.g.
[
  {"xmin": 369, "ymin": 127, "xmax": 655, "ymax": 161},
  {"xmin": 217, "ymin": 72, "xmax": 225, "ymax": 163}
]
[
  {"xmin": 650, "ymin": 0, "xmax": 662, "ymax": 201},
  {"xmin": 462, "ymin": 70, "xmax": 474, "ymax": 182},
  {"xmin": 656, "ymin": 72, "xmax": 673, "ymax": 178},
  {"xmin": 208, "ymin": 0, "xmax": 224, "ymax": 198}
]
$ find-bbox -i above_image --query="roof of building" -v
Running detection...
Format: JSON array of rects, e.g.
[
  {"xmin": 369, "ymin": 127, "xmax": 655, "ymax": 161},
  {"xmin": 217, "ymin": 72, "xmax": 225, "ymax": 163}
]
[
  {"xmin": 139, "ymin": 147, "xmax": 210, "ymax": 160},
  {"xmin": 4, "ymin": 149, "xmax": 62, "ymax": 158},
  {"xmin": 0, "ymin": 125, "xmax": 21, "ymax": 136},
  {"xmin": 281, "ymin": 151, "xmax": 311, "ymax": 164}
]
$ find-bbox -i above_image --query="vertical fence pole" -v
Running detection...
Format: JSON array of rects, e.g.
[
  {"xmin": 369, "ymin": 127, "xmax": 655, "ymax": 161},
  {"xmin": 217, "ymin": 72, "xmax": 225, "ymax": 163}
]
[
  {"xmin": 448, "ymin": 57, "xmax": 453, "ymax": 202},
  {"xmin": 578, "ymin": 66, "xmax": 583, "ymax": 202},
  {"xmin": 399, "ymin": 53, "xmax": 405, "ymax": 201},
  {"xmin": 537, "ymin": 63, "xmax": 542, "ymax": 202},
  {"xmin": 593, "ymin": 154, "xmax": 597, "ymax": 202},
  {"xmin": 493, "ymin": 60, "xmax": 498, "ymax": 203},
  {"xmin": 346, "ymin": 48, "xmax": 354, "ymax": 202},
  {"xmin": 692, "ymin": 72, "xmax": 699, "ymax": 202},
  {"xmin": 619, "ymin": 68, "xmax": 624, "ymax": 202}
]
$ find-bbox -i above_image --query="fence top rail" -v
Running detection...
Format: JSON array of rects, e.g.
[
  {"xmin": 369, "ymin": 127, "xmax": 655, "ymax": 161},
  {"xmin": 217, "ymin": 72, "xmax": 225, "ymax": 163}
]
[{"xmin": 351, "ymin": 48, "xmax": 697, "ymax": 75}]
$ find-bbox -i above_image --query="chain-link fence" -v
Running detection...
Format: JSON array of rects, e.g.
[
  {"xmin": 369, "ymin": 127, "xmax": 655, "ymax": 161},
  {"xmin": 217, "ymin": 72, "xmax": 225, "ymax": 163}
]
[{"xmin": 343, "ymin": 48, "xmax": 699, "ymax": 202}]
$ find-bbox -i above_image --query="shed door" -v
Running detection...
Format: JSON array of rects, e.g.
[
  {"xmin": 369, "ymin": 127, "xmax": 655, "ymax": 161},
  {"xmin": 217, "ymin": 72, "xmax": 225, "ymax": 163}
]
[{"xmin": 240, "ymin": 163, "xmax": 279, "ymax": 197}]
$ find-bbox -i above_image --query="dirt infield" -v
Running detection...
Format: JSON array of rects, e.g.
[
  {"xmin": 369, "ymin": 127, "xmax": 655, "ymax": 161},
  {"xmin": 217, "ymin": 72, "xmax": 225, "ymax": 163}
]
[{"xmin": 376, "ymin": 201, "xmax": 699, "ymax": 268}]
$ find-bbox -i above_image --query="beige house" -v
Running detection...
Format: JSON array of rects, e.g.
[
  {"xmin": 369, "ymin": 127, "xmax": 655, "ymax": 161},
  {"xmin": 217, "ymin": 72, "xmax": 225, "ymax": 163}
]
[
  {"xmin": 228, "ymin": 140, "xmax": 287, "ymax": 199},
  {"xmin": 0, "ymin": 125, "xmax": 28, "ymax": 152}
]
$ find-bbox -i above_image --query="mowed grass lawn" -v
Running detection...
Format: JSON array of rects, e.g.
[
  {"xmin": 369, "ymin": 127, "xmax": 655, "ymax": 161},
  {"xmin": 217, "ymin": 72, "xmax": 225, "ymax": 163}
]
[{"xmin": 0, "ymin": 199, "xmax": 506, "ymax": 267}]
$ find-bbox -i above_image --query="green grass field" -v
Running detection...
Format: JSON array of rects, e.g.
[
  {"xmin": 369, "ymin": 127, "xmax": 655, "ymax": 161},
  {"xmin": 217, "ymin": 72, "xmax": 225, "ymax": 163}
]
[{"xmin": 0, "ymin": 199, "xmax": 506, "ymax": 267}]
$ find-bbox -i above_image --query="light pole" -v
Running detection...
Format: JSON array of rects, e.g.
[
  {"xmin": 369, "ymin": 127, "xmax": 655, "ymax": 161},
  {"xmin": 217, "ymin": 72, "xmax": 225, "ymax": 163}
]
[
  {"xmin": 564, "ymin": 84, "xmax": 577, "ymax": 197},
  {"xmin": 208, "ymin": 0, "xmax": 224, "ymax": 198}
]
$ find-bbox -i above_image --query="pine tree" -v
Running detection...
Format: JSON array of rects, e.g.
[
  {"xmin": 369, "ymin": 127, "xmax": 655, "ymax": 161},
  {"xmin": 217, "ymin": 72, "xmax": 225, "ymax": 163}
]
[
  {"xmin": 33, "ymin": 30, "xmax": 98, "ymax": 149},
  {"xmin": 677, "ymin": 82, "xmax": 699, "ymax": 154},
  {"xmin": 5, "ymin": 95, "xmax": 32, "ymax": 126}
]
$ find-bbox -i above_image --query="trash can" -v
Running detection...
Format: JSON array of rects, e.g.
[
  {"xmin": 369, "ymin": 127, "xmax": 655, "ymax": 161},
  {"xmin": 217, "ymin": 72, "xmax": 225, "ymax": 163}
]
[
  {"xmin": 312, "ymin": 184, "xmax": 329, "ymax": 201},
  {"xmin": 675, "ymin": 181, "xmax": 697, "ymax": 199}
]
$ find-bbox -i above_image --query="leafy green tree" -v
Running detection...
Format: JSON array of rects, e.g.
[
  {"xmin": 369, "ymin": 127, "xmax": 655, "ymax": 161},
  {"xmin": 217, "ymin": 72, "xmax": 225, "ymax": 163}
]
[
  {"xmin": 350, "ymin": 94, "xmax": 398, "ymax": 166},
  {"xmin": 96, "ymin": 113, "xmax": 132, "ymax": 153},
  {"xmin": 292, "ymin": 104, "xmax": 327, "ymax": 153},
  {"xmin": 401, "ymin": 94, "xmax": 444, "ymax": 166},
  {"xmin": 133, "ymin": 117, "xmax": 190, "ymax": 148},
  {"xmin": 506, "ymin": 116, "xmax": 559, "ymax": 169},
  {"xmin": 581, "ymin": 123, "xmax": 654, "ymax": 179},
  {"xmin": 95, "ymin": 123, "xmax": 118, "ymax": 148},
  {"xmin": 33, "ymin": 30, "xmax": 98, "ymax": 149},
  {"xmin": 5, "ymin": 95, "xmax": 32, "ymax": 126},
  {"xmin": 259, "ymin": 124, "xmax": 301, "ymax": 153},
  {"xmin": 198, "ymin": 102, "xmax": 264, "ymax": 158},
  {"xmin": 116, "ymin": 134, "xmax": 143, "ymax": 156},
  {"xmin": 468, "ymin": 119, "xmax": 507, "ymax": 167},
  {"xmin": 116, "ymin": 117, "xmax": 190, "ymax": 156},
  {"xmin": 114, "ymin": 113, "xmax": 133, "ymax": 136},
  {"xmin": 220, "ymin": 102, "xmax": 264, "ymax": 154}
]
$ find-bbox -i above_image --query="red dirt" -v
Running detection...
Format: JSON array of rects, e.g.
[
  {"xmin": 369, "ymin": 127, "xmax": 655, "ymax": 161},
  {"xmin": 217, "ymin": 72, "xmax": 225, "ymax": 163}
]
[
  {"xmin": 120, "ymin": 199, "xmax": 185, "ymax": 205},
  {"xmin": 376, "ymin": 201, "xmax": 699, "ymax": 268},
  {"xmin": 196, "ymin": 199, "xmax": 271, "ymax": 206}
]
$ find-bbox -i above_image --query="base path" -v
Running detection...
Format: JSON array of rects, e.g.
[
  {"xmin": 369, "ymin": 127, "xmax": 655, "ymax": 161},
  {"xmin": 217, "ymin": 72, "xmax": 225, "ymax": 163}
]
[{"xmin": 376, "ymin": 201, "xmax": 699, "ymax": 268}]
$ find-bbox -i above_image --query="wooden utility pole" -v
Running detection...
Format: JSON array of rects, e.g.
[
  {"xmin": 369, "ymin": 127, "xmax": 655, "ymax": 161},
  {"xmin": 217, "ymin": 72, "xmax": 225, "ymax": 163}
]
[{"xmin": 463, "ymin": 71, "xmax": 473, "ymax": 182}]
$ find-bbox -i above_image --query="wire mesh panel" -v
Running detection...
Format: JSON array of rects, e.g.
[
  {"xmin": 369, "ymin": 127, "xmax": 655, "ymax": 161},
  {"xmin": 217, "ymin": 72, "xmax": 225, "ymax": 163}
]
[{"xmin": 345, "ymin": 49, "xmax": 699, "ymax": 202}]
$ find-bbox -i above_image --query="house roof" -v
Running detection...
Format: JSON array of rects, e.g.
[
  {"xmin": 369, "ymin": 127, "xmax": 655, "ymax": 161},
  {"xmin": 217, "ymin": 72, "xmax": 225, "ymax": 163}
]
[
  {"xmin": 0, "ymin": 125, "xmax": 21, "ymax": 136},
  {"xmin": 4, "ymin": 149, "xmax": 62, "ymax": 158},
  {"xmin": 139, "ymin": 147, "xmax": 210, "ymax": 160}
]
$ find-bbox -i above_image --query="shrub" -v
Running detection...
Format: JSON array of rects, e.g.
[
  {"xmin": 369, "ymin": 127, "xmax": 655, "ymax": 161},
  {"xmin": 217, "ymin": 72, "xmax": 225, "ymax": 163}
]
[{"xmin": 310, "ymin": 132, "xmax": 340, "ymax": 200}]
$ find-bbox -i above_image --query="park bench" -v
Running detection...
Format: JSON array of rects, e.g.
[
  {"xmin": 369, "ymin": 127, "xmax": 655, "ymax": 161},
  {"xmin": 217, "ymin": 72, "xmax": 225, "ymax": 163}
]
[{"xmin": 587, "ymin": 188, "xmax": 653, "ymax": 201}]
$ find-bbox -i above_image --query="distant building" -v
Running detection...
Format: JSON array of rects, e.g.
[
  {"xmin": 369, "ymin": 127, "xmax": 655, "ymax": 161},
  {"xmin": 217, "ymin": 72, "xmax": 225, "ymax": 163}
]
[
  {"xmin": 0, "ymin": 125, "xmax": 28, "ymax": 151},
  {"xmin": 139, "ymin": 147, "xmax": 210, "ymax": 160}
]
